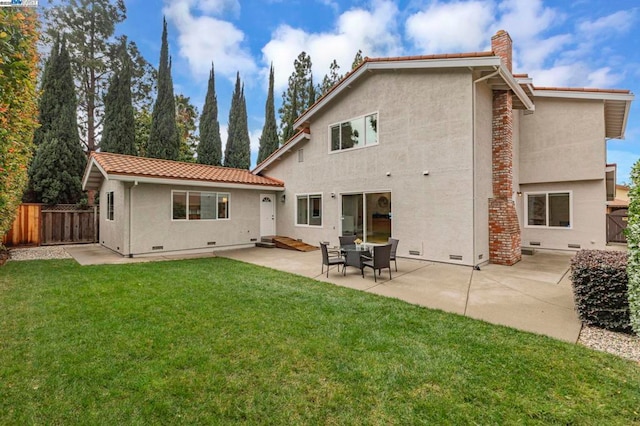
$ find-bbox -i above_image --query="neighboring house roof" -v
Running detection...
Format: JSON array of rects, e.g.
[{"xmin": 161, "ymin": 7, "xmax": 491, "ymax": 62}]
[
  {"xmin": 607, "ymin": 198, "xmax": 629, "ymax": 208},
  {"xmin": 254, "ymin": 51, "xmax": 533, "ymax": 174},
  {"xmin": 83, "ymin": 152, "xmax": 284, "ymax": 191},
  {"xmin": 515, "ymin": 76, "xmax": 634, "ymax": 139}
]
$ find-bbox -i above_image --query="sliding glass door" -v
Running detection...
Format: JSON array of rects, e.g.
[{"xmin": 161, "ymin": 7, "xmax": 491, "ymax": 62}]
[{"xmin": 341, "ymin": 192, "xmax": 391, "ymax": 243}]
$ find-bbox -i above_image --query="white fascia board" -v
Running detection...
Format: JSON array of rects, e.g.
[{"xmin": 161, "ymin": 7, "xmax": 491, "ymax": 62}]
[
  {"xmin": 107, "ymin": 174, "xmax": 284, "ymax": 191},
  {"xmin": 531, "ymin": 89, "xmax": 635, "ymax": 102},
  {"xmin": 619, "ymin": 100, "xmax": 632, "ymax": 140},
  {"xmin": 293, "ymin": 56, "xmax": 503, "ymax": 129},
  {"xmin": 498, "ymin": 65, "xmax": 535, "ymax": 111},
  {"xmin": 81, "ymin": 157, "xmax": 108, "ymax": 191},
  {"xmin": 252, "ymin": 131, "xmax": 310, "ymax": 174}
]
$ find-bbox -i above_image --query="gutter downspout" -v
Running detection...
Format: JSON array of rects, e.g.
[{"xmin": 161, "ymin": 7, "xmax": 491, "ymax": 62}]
[
  {"xmin": 128, "ymin": 180, "xmax": 138, "ymax": 258},
  {"xmin": 472, "ymin": 68, "xmax": 499, "ymax": 267}
]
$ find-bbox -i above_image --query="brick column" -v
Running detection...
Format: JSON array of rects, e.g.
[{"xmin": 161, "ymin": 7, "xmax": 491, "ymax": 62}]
[{"xmin": 489, "ymin": 30, "xmax": 521, "ymax": 265}]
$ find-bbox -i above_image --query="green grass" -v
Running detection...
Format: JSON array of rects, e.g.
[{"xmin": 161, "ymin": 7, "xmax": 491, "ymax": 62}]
[{"xmin": 1, "ymin": 258, "xmax": 639, "ymax": 425}]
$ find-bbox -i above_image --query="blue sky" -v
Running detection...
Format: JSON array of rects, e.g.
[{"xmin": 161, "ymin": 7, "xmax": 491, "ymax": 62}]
[{"xmin": 52, "ymin": 1, "xmax": 640, "ymax": 181}]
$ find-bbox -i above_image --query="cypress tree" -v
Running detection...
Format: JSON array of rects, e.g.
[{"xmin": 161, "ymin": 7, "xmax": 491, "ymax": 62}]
[
  {"xmin": 29, "ymin": 37, "xmax": 87, "ymax": 205},
  {"xmin": 224, "ymin": 73, "xmax": 250, "ymax": 169},
  {"xmin": 257, "ymin": 64, "xmax": 279, "ymax": 164},
  {"xmin": 33, "ymin": 35, "xmax": 60, "ymax": 147},
  {"xmin": 197, "ymin": 63, "xmax": 222, "ymax": 165},
  {"xmin": 101, "ymin": 41, "xmax": 136, "ymax": 155},
  {"xmin": 147, "ymin": 17, "xmax": 179, "ymax": 160}
]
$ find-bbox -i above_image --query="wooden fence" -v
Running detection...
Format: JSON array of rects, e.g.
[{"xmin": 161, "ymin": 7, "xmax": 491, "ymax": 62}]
[{"xmin": 2, "ymin": 204, "xmax": 99, "ymax": 247}]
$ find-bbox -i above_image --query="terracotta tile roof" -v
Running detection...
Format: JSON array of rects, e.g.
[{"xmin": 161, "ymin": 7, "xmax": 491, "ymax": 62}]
[
  {"xmin": 91, "ymin": 152, "xmax": 283, "ymax": 187},
  {"xmin": 608, "ymin": 198, "xmax": 629, "ymax": 208},
  {"xmin": 365, "ymin": 51, "xmax": 493, "ymax": 62}
]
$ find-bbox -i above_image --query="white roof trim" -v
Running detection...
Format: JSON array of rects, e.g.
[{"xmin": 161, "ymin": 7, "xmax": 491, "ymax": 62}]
[
  {"xmin": 107, "ymin": 175, "xmax": 284, "ymax": 191},
  {"xmin": 530, "ymin": 89, "xmax": 634, "ymax": 102},
  {"xmin": 498, "ymin": 65, "xmax": 535, "ymax": 111},
  {"xmin": 252, "ymin": 131, "xmax": 311, "ymax": 174},
  {"xmin": 82, "ymin": 156, "xmax": 108, "ymax": 190}
]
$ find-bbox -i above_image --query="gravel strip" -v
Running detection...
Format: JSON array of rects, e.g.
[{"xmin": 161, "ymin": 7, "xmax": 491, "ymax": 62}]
[
  {"xmin": 578, "ymin": 326, "xmax": 640, "ymax": 363},
  {"xmin": 9, "ymin": 246, "xmax": 73, "ymax": 261}
]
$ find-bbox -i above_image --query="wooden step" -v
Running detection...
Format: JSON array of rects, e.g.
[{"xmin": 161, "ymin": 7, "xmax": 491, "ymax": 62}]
[
  {"xmin": 272, "ymin": 236, "xmax": 318, "ymax": 252},
  {"xmin": 256, "ymin": 241, "xmax": 276, "ymax": 249}
]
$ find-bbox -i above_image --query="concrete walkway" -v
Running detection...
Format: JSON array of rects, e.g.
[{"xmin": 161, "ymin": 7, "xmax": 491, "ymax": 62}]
[
  {"xmin": 64, "ymin": 244, "xmax": 581, "ymax": 343},
  {"xmin": 217, "ymin": 247, "xmax": 581, "ymax": 343}
]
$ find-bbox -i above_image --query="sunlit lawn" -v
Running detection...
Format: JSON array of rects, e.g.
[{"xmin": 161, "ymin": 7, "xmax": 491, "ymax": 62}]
[{"xmin": 1, "ymin": 258, "xmax": 639, "ymax": 424}]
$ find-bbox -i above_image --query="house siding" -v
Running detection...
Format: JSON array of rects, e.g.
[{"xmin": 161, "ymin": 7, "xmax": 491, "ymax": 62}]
[
  {"xmin": 99, "ymin": 179, "xmax": 128, "ymax": 255},
  {"xmin": 267, "ymin": 69, "xmax": 477, "ymax": 265},
  {"xmin": 128, "ymin": 183, "xmax": 261, "ymax": 255}
]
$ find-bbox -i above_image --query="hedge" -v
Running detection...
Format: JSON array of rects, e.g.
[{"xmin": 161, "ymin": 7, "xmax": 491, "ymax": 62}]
[
  {"xmin": 627, "ymin": 159, "xmax": 640, "ymax": 335},
  {"xmin": 570, "ymin": 250, "xmax": 631, "ymax": 333}
]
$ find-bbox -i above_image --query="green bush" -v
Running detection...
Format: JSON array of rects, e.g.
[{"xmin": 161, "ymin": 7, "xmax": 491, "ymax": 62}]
[
  {"xmin": 570, "ymin": 250, "xmax": 631, "ymax": 332},
  {"xmin": 627, "ymin": 159, "xmax": 640, "ymax": 335}
]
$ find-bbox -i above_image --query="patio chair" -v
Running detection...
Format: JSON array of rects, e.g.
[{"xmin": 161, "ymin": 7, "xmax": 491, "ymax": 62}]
[
  {"xmin": 361, "ymin": 243, "xmax": 392, "ymax": 282},
  {"xmin": 388, "ymin": 238, "xmax": 399, "ymax": 271},
  {"xmin": 320, "ymin": 242, "xmax": 346, "ymax": 278},
  {"xmin": 339, "ymin": 235, "xmax": 357, "ymax": 249}
]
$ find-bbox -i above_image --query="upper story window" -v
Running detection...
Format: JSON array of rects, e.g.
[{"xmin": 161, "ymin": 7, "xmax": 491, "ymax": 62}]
[
  {"xmin": 106, "ymin": 191, "xmax": 114, "ymax": 221},
  {"xmin": 330, "ymin": 112, "xmax": 378, "ymax": 152},
  {"xmin": 525, "ymin": 191, "xmax": 571, "ymax": 228},
  {"xmin": 172, "ymin": 190, "xmax": 230, "ymax": 221}
]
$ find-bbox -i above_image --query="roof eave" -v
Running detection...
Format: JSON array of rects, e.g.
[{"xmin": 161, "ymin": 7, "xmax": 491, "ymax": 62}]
[
  {"xmin": 252, "ymin": 131, "xmax": 311, "ymax": 174},
  {"xmin": 82, "ymin": 156, "xmax": 108, "ymax": 191},
  {"xmin": 498, "ymin": 65, "xmax": 535, "ymax": 111},
  {"xmin": 107, "ymin": 174, "xmax": 284, "ymax": 191}
]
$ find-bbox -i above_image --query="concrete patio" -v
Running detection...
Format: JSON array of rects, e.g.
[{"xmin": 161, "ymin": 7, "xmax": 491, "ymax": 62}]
[
  {"xmin": 217, "ymin": 247, "xmax": 581, "ymax": 343},
  {"xmin": 63, "ymin": 244, "xmax": 582, "ymax": 343}
]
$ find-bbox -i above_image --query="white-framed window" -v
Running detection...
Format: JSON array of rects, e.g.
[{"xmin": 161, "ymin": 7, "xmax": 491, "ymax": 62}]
[
  {"xmin": 329, "ymin": 112, "xmax": 378, "ymax": 152},
  {"xmin": 296, "ymin": 194, "xmax": 322, "ymax": 227},
  {"xmin": 106, "ymin": 191, "xmax": 114, "ymax": 221},
  {"xmin": 172, "ymin": 190, "xmax": 230, "ymax": 221},
  {"xmin": 525, "ymin": 191, "xmax": 572, "ymax": 228}
]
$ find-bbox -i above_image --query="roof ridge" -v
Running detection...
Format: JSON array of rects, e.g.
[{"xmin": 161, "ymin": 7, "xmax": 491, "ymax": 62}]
[{"xmin": 93, "ymin": 151, "xmax": 253, "ymax": 173}]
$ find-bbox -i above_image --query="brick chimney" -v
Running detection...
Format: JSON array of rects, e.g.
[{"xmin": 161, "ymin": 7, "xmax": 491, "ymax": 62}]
[{"xmin": 488, "ymin": 30, "xmax": 521, "ymax": 265}]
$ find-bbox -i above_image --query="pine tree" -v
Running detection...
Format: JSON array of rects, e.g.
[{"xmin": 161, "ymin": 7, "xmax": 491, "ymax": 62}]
[
  {"xmin": 197, "ymin": 63, "xmax": 222, "ymax": 165},
  {"xmin": 352, "ymin": 49, "xmax": 364, "ymax": 70},
  {"xmin": 224, "ymin": 73, "xmax": 250, "ymax": 169},
  {"xmin": 319, "ymin": 59, "xmax": 342, "ymax": 96},
  {"xmin": 101, "ymin": 40, "xmax": 136, "ymax": 155},
  {"xmin": 175, "ymin": 94, "xmax": 198, "ymax": 163},
  {"xmin": 279, "ymin": 51, "xmax": 315, "ymax": 143},
  {"xmin": 147, "ymin": 18, "xmax": 179, "ymax": 160},
  {"xmin": 257, "ymin": 64, "xmax": 279, "ymax": 164},
  {"xmin": 28, "ymin": 37, "xmax": 87, "ymax": 205}
]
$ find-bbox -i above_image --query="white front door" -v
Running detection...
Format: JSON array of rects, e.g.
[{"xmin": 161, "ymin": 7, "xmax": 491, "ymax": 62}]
[{"xmin": 260, "ymin": 194, "xmax": 276, "ymax": 236}]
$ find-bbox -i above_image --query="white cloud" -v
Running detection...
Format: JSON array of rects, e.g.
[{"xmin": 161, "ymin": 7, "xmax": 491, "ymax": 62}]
[
  {"xmin": 587, "ymin": 67, "xmax": 624, "ymax": 88},
  {"xmin": 494, "ymin": 0, "xmax": 558, "ymax": 42},
  {"xmin": 405, "ymin": 1, "xmax": 494, "ymax": 53},
  {"xmin": 164, "ymin": 0, "xmax": 256, "ymax": 81},
  {"xmin": 262, "ymin": 0, "xmax": 402, "ymax": 92},
  {"xmin": 578, "ymin": 10, "xmax": 635, "ymax": 36},
  {"xmin": 250, "ymin": 128, "xmax": 262, "ymax": 154}
]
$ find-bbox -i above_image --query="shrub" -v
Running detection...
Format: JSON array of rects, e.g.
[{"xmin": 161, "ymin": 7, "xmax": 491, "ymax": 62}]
[
  {"xmin": 570, "ymin": 250, "xmax": 631, "ymax": 332},
  {"xmin": 627, "ymin": 159, "xmax": 640, "ymax": 335}
]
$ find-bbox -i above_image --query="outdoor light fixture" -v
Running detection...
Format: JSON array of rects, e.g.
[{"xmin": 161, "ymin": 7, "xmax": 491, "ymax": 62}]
[
  {"xmin": 331, "ymin": 192, "xmax": 336, "ymax": 199},
  {"xmin": 517, "ymin": 192, "xmax": 522, "ymax": 197},
  {"xmin": 281, "ymin": 194, "xmax": 286, "ymax": 203}
]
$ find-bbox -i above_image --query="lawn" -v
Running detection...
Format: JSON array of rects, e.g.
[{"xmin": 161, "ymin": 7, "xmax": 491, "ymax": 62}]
[{"xmin": 1, "ymin": 258, "xmax": 639, "ymax": 424}]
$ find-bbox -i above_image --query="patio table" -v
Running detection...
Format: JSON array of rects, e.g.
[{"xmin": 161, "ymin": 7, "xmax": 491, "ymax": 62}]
[{"xmin": 342, "ymin": 244, "xmax": 372, "ymax": 272}]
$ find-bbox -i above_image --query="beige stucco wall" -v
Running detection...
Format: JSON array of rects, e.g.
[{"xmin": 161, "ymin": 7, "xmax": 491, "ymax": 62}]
[
  {"xmin": 127, "ymin": 183, "xmax": 262, "ymax": 255},
  {"xmin": 519, "ymin": 98, "xmax": 605, "ymax": 183},
  {"xmin": 473, "ymin": 79, "xmax": 493, "ymax": 264},
  {"xmin": 99, "ymin": 179, "xmax": 128, "ymax": 254},
  {"xmin": 266, "ymin": 69, "xmax": 477, "ymax": 265},
  {"xmin": 520, "ymin": 180, "xmax": 606, "ymax": 250}
]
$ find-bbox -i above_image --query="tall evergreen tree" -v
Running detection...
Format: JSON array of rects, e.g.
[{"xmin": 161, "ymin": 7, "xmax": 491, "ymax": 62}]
[
  {"xmin": 44, "ymin": 0, "xmax": 155, "ymax": 152},
  {"xmin": 224, "ymin": 73, "xmax": 250, "ymax": 169},
  {"xmin": 33, "ymin": 35, "xmax": 59, "ymax": 147},
  {"xmin": 147, "ymin": 18, "xmax": 179, "ymax": 160},
  {"xmin": 352, "ymin": 49, "xmax": 364, "ymax": 70},
  {"xmin": 279, "ymin": 51, "xmax": 315, "ymax": 143},
  {"xmin": 257, "ymin": 64, "xmax": 279, "ymax": 164},
  {"xmin": 101, "ymin": 40, "xmax": 136, "ymax": 155},
  {"xmin": 197, "ymin": 63, "xmax": 222, "ymax": 165},
  {"xmin": 319, "ymin": 59, "xmax": 342, "ymax": 96},
  {"xmin": 28, "ymin": 37, "xmax": 87, "ymax": 204},
  {"xmin": 175, "ymin": 94, "xmax": 198, "ymax": 163}
]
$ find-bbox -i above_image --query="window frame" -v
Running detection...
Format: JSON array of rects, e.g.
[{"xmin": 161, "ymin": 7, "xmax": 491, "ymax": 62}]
[
  {"xmin": 171, "ymin": 190, "xmax": 231, "ymax": 222},
  {"xmin": 295, "ymin": 193, "xmax": 323, "ymax": 228},
  {"xmin": 328, "ymin": 111, "xmax": 379, "ymax": 153},
  {"xmin": 524, "ymin": 191, "xmax": 573, "ymax": 229},
  {"xmin": 106, "ymin": 191, "xmax": 114, "ymax": 221}
]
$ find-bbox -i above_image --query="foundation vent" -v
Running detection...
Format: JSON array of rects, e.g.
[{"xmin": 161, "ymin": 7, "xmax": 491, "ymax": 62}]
[
  {"xmin": 449, "ymin": 255, "xmax": 463, "ymax": 261},
  {"xmin": 529, "ymin": 241, "xmax": 541, "ymax": 246},
  {"xmin": 152, "ymin": 246, "xmax": 163, "ymax": 251},
  {"xmin": 409, "ymin": 250, "xmax": 421, "ymax": 256},
  {"xmin": 250, "ymin": 238, "xmax": 258, "ymax": 242},
  {"xmin": 207, "ymin": 241, "xmax": 216, "ymax": 246},
  {"xmin": 568, "ymin": 243, "xmax": 581, "ymax": 249},
  {"xmin": 522, "ymin": 247, "xmax": 535, "ymax": 256}
]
